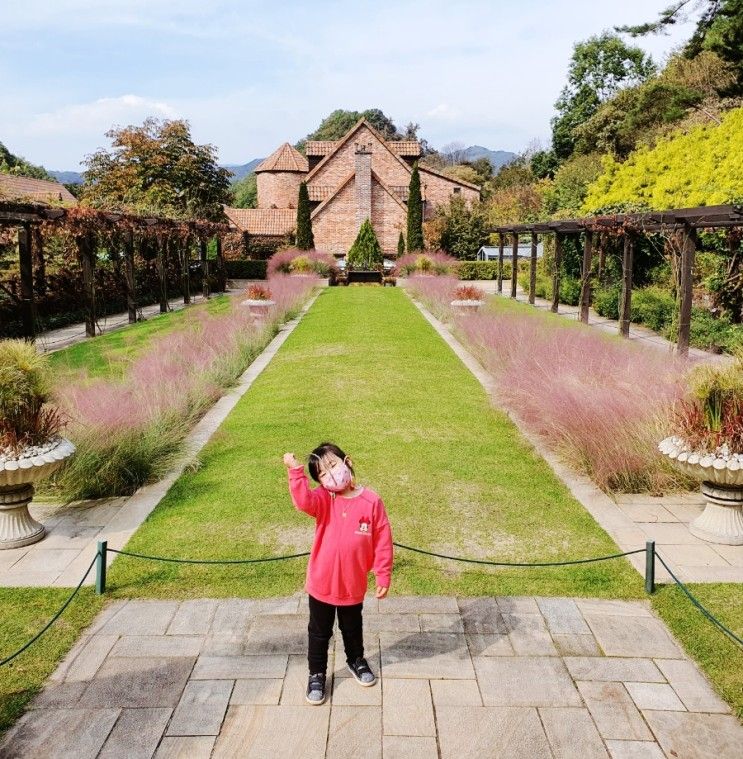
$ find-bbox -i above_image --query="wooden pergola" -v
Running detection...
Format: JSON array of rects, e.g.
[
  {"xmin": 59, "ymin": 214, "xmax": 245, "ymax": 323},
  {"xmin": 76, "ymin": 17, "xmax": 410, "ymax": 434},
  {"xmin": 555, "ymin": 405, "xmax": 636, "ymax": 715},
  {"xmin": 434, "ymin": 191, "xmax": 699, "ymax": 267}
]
[
  {"xmin": 0, "ymin": 200, "xmax": 231, "ymax": 340},
  {"xmin": 490, "ymin": 204, "xmax": 743, "ymax": 356}
]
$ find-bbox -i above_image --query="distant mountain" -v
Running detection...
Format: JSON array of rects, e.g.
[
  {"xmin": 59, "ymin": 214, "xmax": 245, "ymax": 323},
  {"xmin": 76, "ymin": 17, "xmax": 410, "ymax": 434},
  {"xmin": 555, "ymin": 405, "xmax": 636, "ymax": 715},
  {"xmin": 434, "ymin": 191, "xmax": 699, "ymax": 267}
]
[
  {"xmin": 49, "ymin": 170, "xmax": 84, "ymax": 184},
  {"xmin": 460, "ymin": 146, "xmax": 516, "ymax": 169},
  {"xmin": 49, "ymin": 160, "xmax": 265, "ymax": 186},
  {"xmin": 50, "ymin": 146, "xmax": 516, "ymax": 187},
  {"xmin": 223, "ymin": 158, "xmax": 263, "ymax": 182}
]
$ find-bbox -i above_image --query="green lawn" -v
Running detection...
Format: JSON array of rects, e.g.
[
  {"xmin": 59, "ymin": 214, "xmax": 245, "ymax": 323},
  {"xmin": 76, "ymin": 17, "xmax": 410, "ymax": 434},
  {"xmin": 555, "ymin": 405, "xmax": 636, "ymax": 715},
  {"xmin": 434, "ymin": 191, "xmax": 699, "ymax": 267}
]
[
  {"xmin": 48, "ymin": 295, "xmax": 232, "ymax": 380},
  {"xmin": 0, "ymin": 589, "xmax": 103, "ymax": 736},
  {"xmin": 107, "ymin": 286, "xmax": 641, "ymax": 599}
]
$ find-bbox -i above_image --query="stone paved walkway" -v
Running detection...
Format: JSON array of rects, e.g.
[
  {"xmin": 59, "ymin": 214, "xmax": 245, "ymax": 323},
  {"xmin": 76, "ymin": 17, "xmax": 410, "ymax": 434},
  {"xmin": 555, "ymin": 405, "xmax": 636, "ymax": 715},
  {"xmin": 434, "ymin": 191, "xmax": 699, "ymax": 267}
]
[
  {"xmin": 1, "ymin": 595, "xmax": 739, "ymax": 759},
  {"xmin": 613, "ymin": 493, "xmax": 743, "ymax": 583}
]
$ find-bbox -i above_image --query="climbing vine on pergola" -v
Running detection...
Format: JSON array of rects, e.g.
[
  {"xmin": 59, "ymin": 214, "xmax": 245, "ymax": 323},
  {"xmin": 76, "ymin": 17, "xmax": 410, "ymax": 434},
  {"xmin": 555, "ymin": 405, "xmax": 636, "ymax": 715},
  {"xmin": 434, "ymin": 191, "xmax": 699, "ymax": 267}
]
[
  {"xmin": 490, "ymin": 204, "xmax": 743, "ymax": 356},
  {"xmin": 0, "ymin": 200, "xmax": 231, "ymax": 339}
]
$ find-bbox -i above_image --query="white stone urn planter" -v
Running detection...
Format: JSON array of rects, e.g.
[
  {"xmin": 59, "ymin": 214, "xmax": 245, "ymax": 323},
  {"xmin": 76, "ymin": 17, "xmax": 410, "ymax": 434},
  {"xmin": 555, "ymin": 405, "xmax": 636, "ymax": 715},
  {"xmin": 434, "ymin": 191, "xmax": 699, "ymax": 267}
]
[
  {"xmin": 659, "ymin": 436, "xmax": 743, "ymax": 545},
  {"xmin": 240, "ymin": 299, "xmax": 275, "ymax": 319},
  {"xmin": 0, "ymin": 438, "xmax": 76, "ymax": 549},
  {"xmin": 450, "ymin": 299, "xmax": 484, "ymax": 314}
]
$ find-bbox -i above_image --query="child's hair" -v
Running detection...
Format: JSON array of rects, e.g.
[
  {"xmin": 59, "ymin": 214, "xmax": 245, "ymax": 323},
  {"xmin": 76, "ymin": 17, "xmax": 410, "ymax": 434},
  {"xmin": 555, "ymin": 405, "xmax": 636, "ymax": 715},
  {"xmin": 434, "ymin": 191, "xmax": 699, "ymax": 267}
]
[{"xmin": 307, "ymin": 442, "xmax": 355, "ymax": 483}]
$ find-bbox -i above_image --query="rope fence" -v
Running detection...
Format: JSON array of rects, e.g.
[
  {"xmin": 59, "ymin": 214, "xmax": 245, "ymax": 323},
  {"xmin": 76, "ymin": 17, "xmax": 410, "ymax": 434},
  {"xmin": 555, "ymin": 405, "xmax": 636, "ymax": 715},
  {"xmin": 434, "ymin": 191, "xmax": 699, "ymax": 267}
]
[{"xmin": 1, "ymin": 538, "xmax": 740, "ymax": 670}]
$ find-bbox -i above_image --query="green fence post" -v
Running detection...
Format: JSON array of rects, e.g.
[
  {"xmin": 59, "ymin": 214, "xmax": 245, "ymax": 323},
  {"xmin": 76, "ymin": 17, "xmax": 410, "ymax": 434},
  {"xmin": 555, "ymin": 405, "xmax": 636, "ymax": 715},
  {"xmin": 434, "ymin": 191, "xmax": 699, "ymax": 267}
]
[
  {"xmin": 96, "ymin": 540, "xmax": 107, "ymax": 595},
  {"xmin": 645, "ymin": 540, "xmax": 655, "ymax": 594}
]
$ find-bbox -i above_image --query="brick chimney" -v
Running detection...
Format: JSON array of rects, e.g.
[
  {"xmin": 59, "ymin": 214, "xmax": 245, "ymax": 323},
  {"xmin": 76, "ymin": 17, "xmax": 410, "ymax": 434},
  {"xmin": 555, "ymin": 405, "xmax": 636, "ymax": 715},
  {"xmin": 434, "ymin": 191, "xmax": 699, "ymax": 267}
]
[{"xmin": 354, "ymin": 142, "xmax": 372, "ymax": 228}]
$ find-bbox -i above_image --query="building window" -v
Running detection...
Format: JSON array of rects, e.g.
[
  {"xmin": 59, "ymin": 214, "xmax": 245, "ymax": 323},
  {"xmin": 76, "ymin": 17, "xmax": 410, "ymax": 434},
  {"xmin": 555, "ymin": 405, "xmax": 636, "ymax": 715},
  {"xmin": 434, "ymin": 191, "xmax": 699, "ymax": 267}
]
[{"xmin": 453, "ymin": 187, "xmax": 461, "ymax": 194}]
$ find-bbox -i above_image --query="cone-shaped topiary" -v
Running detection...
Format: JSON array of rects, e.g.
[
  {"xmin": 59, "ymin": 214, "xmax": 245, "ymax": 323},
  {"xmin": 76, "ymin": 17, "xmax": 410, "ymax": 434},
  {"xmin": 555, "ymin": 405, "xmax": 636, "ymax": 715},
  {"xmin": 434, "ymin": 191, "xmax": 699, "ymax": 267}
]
[
  {"xmin": 397, "ymin": 230, "xmax": 405, "ymax": 257},
  {"xmin": 296, "ymin": 181, "xmax": 314, "ymax": 250},
  {"xmin": 407, "ymin": 162, "xmax": 424, "ymax": 252},
  {"xmin": 347, "ymin": 219, "xmax": 383, "ymax": 269}
]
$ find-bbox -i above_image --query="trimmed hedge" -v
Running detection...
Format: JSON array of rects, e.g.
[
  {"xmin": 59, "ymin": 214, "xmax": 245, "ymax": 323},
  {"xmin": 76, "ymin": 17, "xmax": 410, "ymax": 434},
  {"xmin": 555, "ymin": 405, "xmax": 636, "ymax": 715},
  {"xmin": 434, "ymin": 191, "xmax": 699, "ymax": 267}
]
[
  {"xmin": 225, "ymin": 260, "xmax": 267, "ymax": 279},
  {"xmin": 458, "ymin": 261, "xmax": 512, "ymax": 280}
]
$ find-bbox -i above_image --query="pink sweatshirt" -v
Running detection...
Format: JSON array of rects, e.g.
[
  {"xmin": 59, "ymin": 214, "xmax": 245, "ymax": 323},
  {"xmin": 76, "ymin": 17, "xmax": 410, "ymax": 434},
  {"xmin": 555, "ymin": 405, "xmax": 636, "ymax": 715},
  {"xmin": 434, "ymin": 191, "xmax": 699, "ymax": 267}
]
[{"xmin": 288, "ymin": 466, "xmax": 393, "ymax": 605}]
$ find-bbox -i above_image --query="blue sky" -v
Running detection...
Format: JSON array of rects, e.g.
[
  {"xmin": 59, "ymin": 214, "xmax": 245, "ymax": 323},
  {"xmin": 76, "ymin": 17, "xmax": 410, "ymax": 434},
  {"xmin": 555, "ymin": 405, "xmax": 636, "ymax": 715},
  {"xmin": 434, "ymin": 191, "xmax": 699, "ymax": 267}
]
[{"xmin": 1, "ymin": 1, "xmax": 696, "ymax": 170}]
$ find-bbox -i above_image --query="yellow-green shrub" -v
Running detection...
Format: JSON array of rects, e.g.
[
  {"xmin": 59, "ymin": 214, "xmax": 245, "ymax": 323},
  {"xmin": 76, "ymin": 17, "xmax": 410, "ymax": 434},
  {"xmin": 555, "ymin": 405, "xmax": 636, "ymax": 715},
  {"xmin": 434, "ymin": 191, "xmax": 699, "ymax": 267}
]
[{"xmin": 584, "ymin": 107, "xmax": 743, "ymax": 211}]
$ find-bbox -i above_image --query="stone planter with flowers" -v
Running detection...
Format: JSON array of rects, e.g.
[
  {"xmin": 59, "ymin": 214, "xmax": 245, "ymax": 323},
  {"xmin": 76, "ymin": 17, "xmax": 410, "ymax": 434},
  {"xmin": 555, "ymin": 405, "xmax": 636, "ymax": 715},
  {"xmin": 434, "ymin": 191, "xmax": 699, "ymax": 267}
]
[
  {"xmin": 450, "ymin": 284, "xmax": 486, "ymax": 314},
  {"xmin": 240, "ymin": 283, "xmax": 275, "ymax": 318},
  {"xmin": 659, "ymin": 356, "xmax": 743, "ymax": 545},
  {"xmin": 1, "ymin": 340, "xmax": 75, "ymax": 549}
]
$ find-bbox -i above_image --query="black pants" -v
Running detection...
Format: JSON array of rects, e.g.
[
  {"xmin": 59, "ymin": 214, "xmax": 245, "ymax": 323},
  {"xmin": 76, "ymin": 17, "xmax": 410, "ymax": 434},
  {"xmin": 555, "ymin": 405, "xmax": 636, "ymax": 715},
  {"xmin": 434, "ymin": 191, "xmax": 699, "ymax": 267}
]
[{"xmin": 307, "ymin": 594, "xmax": 364, "ymax": 674}]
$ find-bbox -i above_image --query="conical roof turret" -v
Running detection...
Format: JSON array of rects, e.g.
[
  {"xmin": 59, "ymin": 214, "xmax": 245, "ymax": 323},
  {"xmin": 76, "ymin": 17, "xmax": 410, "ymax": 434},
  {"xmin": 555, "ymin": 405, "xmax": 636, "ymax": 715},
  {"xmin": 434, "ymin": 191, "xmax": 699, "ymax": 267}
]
[{"xmin": 254, "ymin": 143, "xmax": 308, "ymax": 173}]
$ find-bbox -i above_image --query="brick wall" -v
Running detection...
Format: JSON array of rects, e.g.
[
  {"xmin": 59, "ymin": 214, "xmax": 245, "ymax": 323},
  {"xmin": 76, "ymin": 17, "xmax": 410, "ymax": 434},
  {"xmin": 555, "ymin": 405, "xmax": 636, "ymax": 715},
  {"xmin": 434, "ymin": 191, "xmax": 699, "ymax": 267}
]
[
  {"xmin": 308, "ymin": 126, "xmax": 410, "ymax": 192},
  {"xmin": 371, "ymin": 181, "xmax": 406, "ymax": 255},
  {"xmin": 312, "ymin": 179, "xmax": 360, "ymax": 256},
  {"xmin": 419, "ymin": 170, "xmax": 480, "ymax": 219},
  {"xmin": 257, "ymin": 172, "xmax": 305, "ymax": 209}
]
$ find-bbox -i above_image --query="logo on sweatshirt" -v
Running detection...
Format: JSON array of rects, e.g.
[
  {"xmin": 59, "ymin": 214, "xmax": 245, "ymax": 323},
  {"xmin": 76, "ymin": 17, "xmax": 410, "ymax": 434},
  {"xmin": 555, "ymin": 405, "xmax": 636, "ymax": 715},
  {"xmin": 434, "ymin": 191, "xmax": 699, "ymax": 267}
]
[{"xmin": 355, "ymin": 518, "xmax": 371, "ymax": 536}]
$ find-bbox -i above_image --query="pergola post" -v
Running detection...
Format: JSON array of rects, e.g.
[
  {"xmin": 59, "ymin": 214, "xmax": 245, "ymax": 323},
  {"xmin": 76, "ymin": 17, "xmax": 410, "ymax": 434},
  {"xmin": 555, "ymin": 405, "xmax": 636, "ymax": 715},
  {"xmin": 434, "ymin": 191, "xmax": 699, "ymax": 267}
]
[
  {"xmin": 124, "ymin": 232, "xmax": 137, "ymax": 324},
  {"xmin": 552, "ymin": 233, "xmax": 563, "ymax": 313},
  {"xmin": 529, "ymin": 231, "xmax": 538, "ymax": 305},
  {"xmin": 200, "ymin": 238, "xmax": 210, "ymax": 300},
  {"xmin": 181, "ymin": 236, "xmax": 191, "ymax": 306},
  {"xmin": 32, "ymin": 226, "xmax": 46, "ymax": 297},
  {"xmin": 511, "ymin": 232, "xmax": 518, "ymax": 299},
  {"xmin": 157, "ymin": 236, "xmax": 168, "ymax": 313},
  {"xmin": 77, "ymin": 233, "xmax": 97, "ymax": 338},
  {"xmin": 677, "ymin": 225, "xmax": 696, "ymax": 357},
  {"xmin": 579, "ymin": 231, "xmax": 593, "ymax": 324},
  {"xmin": 215, "ymin": 236, "xmax": 226, "ymax": 292},
  {"xmin": 619, "ymin": 231, "xmax": 634, "ymax": 338},
  {"xmin": 597, "ymin": 233, "xmax": 606, "ymax": 284},
  {"xmin": 497, "ymin": 232, "xmax": 504, "ymax": 293},
  {"xmin": 17, "ymin": 223, "xmax": 37, "ymax": 339}
]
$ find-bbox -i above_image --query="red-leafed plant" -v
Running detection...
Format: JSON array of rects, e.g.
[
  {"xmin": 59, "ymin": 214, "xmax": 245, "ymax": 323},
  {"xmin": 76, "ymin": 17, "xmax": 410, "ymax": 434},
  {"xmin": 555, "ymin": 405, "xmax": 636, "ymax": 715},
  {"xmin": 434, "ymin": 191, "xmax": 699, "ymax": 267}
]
[
  {"xmin": 453, "ymin": 284, "xmax": 485, "ymax": 301},
  {"xmin": 245, "ymin": 284, "xmax": 272, "ymax": 301}
]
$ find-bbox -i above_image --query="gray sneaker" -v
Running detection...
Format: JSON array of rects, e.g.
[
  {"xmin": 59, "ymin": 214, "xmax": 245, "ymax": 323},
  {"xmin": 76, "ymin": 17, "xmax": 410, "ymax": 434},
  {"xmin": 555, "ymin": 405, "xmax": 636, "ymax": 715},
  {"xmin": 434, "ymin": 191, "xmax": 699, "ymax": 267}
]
[
  {"xmin": 347, "ymin": 657, "xmax": 376, "ymax": 686},
  {"xmin": 306, "ymin": 672, "xmax": 326, "ymax": 705}
]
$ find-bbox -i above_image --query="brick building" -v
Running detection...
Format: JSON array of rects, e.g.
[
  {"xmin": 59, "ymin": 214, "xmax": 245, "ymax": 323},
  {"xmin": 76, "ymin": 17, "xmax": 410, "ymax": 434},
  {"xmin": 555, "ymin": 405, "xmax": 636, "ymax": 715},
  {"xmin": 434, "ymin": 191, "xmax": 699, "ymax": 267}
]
[{"xmin": 224, "ymin": 119, "xmax": 480, "ymax": 257}]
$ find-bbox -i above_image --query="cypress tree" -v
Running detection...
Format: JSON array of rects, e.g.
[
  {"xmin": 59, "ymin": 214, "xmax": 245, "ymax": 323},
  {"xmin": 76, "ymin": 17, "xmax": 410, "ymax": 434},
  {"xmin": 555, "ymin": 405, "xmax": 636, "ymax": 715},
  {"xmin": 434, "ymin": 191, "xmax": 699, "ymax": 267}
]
[
  {"xmin": 347, "ymin": 219, "xmax": 383, "ymax": 269},
  {"xmin": 397, "ymin": 231, "xmax": 405, "ymax": 257},
  {"xmin": 407, "ymin": 162, "xmax": 424, "ymax": 252},
  {"xmin": 296, "ymin": 181, "xmax": 314, "ymax": 250}
]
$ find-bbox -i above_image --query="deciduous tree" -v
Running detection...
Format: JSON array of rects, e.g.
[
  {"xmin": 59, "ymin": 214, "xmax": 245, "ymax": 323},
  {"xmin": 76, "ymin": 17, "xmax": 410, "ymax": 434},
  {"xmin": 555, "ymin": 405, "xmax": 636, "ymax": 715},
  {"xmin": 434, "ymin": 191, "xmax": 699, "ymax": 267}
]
[{"xmin": 82, "ymin": 118, "xmax": 232, "ymax": 220}]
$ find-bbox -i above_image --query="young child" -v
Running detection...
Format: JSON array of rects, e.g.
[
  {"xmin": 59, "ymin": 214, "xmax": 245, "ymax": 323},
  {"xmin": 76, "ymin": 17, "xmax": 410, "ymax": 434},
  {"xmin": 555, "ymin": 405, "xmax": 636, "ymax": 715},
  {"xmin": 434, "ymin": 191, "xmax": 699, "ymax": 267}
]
[{"xmin": 283, "ymin": 442, "xmax": 393, "ymax": 706}]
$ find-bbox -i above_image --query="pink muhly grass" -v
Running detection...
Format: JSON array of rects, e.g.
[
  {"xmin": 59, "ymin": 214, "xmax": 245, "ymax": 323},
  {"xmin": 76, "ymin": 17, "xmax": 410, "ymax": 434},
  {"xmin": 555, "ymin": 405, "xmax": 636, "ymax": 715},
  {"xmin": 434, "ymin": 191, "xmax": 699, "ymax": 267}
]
[
  {"xmin": 456, "ymin": 310, "xmax": 689, "ymax": 493},
  {"xmin": 394, "ymin": 251, "xmax": 459, "ymax": 276},
  {"xmin": 267, "ymin": 248, "xmax": 337, "ymax": 276},
  {"xmin": 53, "ymin": 276, "xmax": 314, "ymax": 498}
]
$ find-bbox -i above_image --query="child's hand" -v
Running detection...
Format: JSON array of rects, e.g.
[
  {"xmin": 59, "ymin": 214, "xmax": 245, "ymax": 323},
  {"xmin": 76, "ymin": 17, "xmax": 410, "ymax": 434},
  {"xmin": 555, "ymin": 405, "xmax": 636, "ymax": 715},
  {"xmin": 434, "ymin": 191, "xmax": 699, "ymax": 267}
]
[
  {"xmin": 375, "ymin": 585, "xmax": 388, "ymax": 599},
  {"xmin": 283, "ymin": 452, "xmax": 302, "ymax": 469}
]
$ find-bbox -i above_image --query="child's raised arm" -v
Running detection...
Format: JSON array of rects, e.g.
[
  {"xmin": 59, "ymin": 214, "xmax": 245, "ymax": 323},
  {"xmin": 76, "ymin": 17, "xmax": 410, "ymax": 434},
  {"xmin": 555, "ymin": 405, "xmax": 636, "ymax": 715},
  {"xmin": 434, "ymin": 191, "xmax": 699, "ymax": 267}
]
[{"xmin": 284, "ymin": 453, "xmax": 324, "ymax": 517}]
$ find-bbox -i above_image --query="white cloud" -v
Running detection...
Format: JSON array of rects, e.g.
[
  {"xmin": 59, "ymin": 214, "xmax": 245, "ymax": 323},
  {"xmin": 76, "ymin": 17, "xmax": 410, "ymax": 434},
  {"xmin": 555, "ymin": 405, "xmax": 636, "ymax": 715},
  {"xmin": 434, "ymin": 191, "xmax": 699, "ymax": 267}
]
[
  {"xmin": 426, "ymin": 103, "xmax": 460, "ymax": 121},
  {"xmin": 29, "ymin": 95, "xmax": 179, "ymax": 136}
]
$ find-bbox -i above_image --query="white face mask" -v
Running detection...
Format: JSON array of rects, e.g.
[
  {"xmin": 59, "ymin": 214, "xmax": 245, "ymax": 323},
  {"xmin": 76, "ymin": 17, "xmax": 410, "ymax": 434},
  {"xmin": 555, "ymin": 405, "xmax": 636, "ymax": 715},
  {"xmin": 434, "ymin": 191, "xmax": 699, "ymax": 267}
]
[{"xmin": 316, "ymin": 455, "xmax": 352, "ymax": 492}]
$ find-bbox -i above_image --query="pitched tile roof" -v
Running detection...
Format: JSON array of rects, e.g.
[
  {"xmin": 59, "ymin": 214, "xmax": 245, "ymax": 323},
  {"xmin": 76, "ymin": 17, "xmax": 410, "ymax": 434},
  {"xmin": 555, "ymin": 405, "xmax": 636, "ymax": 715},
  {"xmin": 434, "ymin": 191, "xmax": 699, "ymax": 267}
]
[
  {"xmin": 388, "ymin": 141, "xmax": 421, "ymax": 157},
  {"xmin": 223, "ymin": 207, "xmax": 296, "ymax": 236},
  {"xmin": 305, "ymin": 141, "xmax": 337, "ymax": 157},
  {"xmin": 254, "ymin": 143, "xmax": 308, "ymax": 173},
  {"xmin": 307, "ymin": 139, "xmax": 420, "ymax": 158},
  {"xmin": 0, "ymin": 174, "xmax": 77, "ymax": 205}
]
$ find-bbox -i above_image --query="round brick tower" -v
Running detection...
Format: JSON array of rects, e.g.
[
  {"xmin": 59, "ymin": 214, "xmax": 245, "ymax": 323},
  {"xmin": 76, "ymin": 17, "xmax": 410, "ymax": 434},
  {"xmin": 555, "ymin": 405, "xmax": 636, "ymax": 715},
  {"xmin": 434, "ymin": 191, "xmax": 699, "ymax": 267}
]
[{"xmin": 254, "ymin": 143, "xmax": 308, "ymax": 209}]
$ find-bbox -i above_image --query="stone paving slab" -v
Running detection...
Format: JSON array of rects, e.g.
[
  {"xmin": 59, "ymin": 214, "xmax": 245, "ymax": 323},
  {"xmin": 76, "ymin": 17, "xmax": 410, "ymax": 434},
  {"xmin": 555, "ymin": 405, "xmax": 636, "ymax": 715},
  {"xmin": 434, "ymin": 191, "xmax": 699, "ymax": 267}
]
[{"xmin": 2, "ymin": 594, "xmax": 741, "ymax": 758}]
